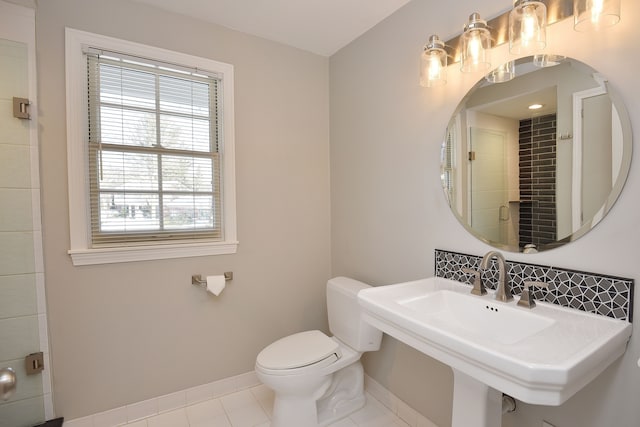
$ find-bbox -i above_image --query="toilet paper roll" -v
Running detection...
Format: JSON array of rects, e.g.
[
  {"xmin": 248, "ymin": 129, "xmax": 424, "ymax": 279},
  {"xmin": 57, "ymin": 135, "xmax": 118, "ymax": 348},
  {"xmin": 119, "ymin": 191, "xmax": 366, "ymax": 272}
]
[{"xmin": 206, "ymin": 275, "xmax": 226, "ymax": 296}]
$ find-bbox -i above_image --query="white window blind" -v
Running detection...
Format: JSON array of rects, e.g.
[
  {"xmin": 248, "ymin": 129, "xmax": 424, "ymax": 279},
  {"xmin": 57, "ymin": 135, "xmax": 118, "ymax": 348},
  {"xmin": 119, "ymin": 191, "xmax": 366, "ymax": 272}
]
[{"xmin": 86, "ymin": 50, "xmax": 223, "ymax": 246}]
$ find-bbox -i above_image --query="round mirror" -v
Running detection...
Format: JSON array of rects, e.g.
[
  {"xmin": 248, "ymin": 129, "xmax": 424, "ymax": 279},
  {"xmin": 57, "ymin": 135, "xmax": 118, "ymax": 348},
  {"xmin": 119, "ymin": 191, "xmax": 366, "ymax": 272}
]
[{"xmin": 442, "ymin": 56, "xmax": 632, "ymax": 253}]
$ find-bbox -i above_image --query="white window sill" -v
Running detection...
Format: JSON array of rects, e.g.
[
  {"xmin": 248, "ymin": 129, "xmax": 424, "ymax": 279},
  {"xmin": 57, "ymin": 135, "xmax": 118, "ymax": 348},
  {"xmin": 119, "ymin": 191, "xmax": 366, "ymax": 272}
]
[{"xmin": 68, "ymin": 241, "xmax": 238, "ymax": 266}]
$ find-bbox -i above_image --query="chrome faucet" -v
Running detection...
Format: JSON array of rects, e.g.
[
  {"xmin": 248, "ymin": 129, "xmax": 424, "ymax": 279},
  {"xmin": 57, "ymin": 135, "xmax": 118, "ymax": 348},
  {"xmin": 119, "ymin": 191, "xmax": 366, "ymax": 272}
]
[{"xmin": 479, "ymin": 251, "xmax": 512, "ymax": 302}]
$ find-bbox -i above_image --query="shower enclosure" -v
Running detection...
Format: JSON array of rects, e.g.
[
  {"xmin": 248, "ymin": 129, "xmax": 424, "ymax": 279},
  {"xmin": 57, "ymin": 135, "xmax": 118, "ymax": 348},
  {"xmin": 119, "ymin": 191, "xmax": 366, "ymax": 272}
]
[{"xmin": 0, "ymin": 2, "xmax": 53, "ymax": 426}]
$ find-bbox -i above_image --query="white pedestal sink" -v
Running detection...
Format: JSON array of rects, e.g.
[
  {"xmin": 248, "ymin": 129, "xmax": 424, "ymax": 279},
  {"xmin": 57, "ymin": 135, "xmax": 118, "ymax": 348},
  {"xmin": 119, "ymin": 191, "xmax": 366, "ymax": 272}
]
[
  {"xmin": 358, "ymin": 277, "xmax": 632, "ymax": 427},
  {"xmin": 451, "ymin": 370, "xmax": 502, "ymax": 427}
]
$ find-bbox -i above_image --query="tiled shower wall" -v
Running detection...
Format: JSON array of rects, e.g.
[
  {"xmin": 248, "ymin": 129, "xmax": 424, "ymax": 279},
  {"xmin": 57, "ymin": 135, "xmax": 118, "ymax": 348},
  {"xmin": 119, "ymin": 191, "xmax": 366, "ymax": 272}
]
[
  {"xmin": 518, "ymin": 113, "xmax": 557, "ymax": 249},
  {"xmin": 0, "ymin": 23, "xmax": 53, "ymax": 425},
  {"xmin": 435, "ymin": 249, "xmax": 634, "ymax": 322}
]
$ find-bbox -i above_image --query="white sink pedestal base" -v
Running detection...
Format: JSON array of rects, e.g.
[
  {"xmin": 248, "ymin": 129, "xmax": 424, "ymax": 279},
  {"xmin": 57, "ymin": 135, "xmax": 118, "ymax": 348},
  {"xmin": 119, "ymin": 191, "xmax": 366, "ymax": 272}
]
[{"xmin": 451, "ymin": 370, "xmax": 503, "ymax": 427}]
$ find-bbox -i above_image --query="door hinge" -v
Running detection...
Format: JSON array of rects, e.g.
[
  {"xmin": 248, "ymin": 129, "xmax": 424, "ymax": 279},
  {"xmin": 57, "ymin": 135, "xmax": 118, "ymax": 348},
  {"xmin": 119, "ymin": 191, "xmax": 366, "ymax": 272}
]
[
  {"xmin": 25, "ymin": 352, "xmax": 44, "ymax": 375},
  {"xmin": 13, "ymin": 97, "xmax": 31, "ymax": 120},
  {"xmin": 468, "ymin": 151, "xmax": 476, "ymax": 161}
]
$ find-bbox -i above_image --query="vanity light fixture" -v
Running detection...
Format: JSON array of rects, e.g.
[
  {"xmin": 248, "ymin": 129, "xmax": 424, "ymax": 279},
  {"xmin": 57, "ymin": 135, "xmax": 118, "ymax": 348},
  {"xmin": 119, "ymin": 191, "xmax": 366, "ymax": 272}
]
[
  {"xmin": 574, "ymin": 0, "xmax": 621, "ymax": 31},
  {"xmin": 486, "ymin": 60, "xmax": 515, "ymax": 83},
  {"xmin": 420, "ymin": 0, "xmax": 622, "ymax": 88},
  {"xmin": 460, "ymin": 13, "xmax": 492, "ymax": 73},
  {"xmin": 420, "ymin": 35, "xmax": 448, "ymax": 87},
  {"xmin": 509, "ymin": 0, "xmax": 547, "ymax": 54}
]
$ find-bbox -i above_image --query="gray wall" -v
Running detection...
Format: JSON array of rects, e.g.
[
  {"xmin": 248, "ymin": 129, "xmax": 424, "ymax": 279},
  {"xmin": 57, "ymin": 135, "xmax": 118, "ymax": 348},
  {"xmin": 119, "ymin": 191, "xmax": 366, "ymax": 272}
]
[
  {"xmin": 32, "ymin": 0, "xmax": 640, "ymax": 424},
  {"xmin": 35, "ymin": 0, "xmax": 331, "ymax": 419},
  {"xmin": 330, "ymin": 1, "xmax": 640, "ymax": 427}
]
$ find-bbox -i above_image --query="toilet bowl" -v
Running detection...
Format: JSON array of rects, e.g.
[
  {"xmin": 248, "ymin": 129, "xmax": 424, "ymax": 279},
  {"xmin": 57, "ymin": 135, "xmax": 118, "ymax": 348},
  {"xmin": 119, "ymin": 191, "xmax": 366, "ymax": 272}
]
[{"xmin": 255, "ymin": 277, "xmax": 383, "ymax": 427}]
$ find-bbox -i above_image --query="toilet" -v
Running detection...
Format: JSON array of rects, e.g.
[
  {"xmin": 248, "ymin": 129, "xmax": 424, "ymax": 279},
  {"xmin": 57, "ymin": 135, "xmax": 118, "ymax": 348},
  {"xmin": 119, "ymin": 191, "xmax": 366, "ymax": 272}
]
[{"xmin": 255, "ymin": 277, "xmax": 383, "ymax": 427}]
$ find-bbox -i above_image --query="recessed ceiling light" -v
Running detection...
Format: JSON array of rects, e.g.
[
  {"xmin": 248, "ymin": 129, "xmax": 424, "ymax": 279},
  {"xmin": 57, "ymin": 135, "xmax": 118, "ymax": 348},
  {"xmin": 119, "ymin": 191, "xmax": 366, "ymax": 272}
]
[{"xmin": 528, "ymin": 103, "xmax": 543, "ymax": 110}]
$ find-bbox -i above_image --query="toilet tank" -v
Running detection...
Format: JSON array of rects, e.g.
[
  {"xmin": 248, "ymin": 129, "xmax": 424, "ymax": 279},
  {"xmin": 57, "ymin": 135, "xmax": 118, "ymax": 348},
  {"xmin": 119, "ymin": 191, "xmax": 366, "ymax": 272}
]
[{"xmin": 327, "ymin": 277, "xmax": 383, "ymax": 352}]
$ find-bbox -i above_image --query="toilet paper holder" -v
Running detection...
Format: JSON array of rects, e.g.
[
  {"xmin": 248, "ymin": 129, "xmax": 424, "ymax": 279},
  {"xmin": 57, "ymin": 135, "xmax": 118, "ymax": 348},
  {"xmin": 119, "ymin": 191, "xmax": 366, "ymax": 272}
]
[{"xmin": 192, "ymin": 272, "xmax": 233, "ymax": 287}]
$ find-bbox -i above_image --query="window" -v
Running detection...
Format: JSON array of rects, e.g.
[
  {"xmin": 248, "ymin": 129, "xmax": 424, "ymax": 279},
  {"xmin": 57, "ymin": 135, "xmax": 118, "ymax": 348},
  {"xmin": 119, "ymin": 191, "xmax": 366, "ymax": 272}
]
[
  {"xmin": 442, "ymin": 121, "xmax": 457, "ymax": 206},
  {"xmin": 86, "ymin": 51, "xmax": 221, "ymax": 244},
  {"xmin": 66, "ymin": 29, "xmax": 237, "ymax": 265}
]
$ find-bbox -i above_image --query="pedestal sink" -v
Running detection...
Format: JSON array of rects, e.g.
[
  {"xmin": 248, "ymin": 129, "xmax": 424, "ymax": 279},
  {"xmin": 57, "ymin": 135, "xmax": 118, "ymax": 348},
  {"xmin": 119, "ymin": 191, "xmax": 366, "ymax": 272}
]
[{"xmin": 357, "ymin": 277, "xmax": 632, "ymax": 427}]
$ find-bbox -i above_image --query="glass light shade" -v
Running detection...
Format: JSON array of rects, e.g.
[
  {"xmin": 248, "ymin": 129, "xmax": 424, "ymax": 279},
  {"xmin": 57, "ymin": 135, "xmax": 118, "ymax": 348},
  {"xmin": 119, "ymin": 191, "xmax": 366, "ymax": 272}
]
[
  {"xmin": 574, "ymin": 0, "xmax": 621, "ymax": 31},
  {"xmin": 460, "ymin": 13, "xmax": 492, "ymax": 73},
  {"xmin": 485, "ymin": 61, "xmax": 515, "ymax": 83},
  {"xmin": 420, "ymin": 35, "xmax": 447, "ymax": 87},
  {"xmin": 509, "ymin": 0, "xmax": 547, "ymax": 54},
  {"xmin": 533, "ymin": 53, "xmax": 566, "ymax": 67}
]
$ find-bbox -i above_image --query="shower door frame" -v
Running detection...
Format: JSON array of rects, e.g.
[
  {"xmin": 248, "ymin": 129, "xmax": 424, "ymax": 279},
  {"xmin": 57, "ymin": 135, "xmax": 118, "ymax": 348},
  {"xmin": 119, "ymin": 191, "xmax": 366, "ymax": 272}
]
[{"xmin": 0, "ymin": 0, "xmax": 54, "ymax": 423}]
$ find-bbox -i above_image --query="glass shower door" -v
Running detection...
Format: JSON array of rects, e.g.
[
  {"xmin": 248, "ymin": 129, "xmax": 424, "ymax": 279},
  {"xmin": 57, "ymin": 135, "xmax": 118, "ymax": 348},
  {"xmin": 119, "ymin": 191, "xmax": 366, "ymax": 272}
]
[{"xmin": 0, "ymin": 7, "xmax": 47, "ymax": 426}]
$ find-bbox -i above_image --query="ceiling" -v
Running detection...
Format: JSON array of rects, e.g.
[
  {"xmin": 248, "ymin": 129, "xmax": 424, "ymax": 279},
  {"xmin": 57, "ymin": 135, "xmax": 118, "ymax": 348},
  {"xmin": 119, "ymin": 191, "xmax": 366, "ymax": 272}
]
[
  {"xmin": 131, "ymin": 0, "xmax": 412, "ymax": 57},
  {"xmin": 474, "ymin": 86, "xmax": 558, "ymax": 120}
]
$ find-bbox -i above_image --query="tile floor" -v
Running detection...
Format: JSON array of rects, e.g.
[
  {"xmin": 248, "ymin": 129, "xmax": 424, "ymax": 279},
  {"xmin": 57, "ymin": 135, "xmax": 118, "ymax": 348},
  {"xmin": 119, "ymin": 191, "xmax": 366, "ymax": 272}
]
[{"xmin": 121, "ymin": 384, "xmax": 410, "ymax": 427}]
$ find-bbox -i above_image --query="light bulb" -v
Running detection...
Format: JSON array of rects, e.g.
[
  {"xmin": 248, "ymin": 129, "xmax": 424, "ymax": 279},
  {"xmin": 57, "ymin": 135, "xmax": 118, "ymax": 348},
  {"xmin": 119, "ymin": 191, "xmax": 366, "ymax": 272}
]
[
  {"xmin": 590, "ymin": 0, "xmax": 604, "ymax": 24},
  {"xmin": 521, "ymin": 5, "xmax": 539, "ymax": 47},
  {"xmin": 420, "ymin": 35, "xmax": 447, "ymax": 87},
  {"xmin": 468, "ymin": 33, "xmax": 482, "ymax": 65},
  {"xmin": 428, "ymin": 55, "xmax": 442, "ymax": 81}
]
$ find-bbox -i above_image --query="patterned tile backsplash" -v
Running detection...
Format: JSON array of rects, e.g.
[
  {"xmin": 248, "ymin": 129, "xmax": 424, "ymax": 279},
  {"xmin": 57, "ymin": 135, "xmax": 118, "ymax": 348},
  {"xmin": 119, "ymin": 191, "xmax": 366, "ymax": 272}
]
[{"xmin": 435, "ymin": 249, "xmax": 634, "ymax": 322}]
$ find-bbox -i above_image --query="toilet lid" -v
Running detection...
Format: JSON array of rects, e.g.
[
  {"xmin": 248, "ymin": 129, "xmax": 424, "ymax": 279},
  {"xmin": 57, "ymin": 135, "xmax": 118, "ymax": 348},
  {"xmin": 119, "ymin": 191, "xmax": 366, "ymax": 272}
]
[{"xmin": 257, "ymin": 330, "xmax": 340, "ymax": 370}]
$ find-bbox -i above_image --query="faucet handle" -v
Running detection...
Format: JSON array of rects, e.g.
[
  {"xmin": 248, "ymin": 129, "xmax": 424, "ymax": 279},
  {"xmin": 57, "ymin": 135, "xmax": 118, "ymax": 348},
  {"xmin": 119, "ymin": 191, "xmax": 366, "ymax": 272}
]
[
  {"xmin": 517, "ymin": 281, "xmax": 549, "ymax": 309},
  {"xmin": 462, "ymin": 268, "xmax": 487, "ymax": 296}
]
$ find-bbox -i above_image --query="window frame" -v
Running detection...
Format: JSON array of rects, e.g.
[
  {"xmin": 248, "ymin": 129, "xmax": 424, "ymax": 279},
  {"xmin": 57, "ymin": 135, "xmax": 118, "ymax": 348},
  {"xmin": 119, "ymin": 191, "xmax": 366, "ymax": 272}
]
[{"xmin": 65, "ymin": 28, "xmax": 237, "ymax": 266}]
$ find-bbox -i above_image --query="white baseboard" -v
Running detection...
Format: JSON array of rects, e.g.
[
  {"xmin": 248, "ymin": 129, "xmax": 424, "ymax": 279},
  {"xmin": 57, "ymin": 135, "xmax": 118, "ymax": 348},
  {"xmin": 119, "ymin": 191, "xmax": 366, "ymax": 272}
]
[
  {"xmin": 63, "ymin": 371, "xmax": 260, "ymax": 427},
  {"xmin": 63, "ymin": 371, "xmax": 440, "ymax": 427},
  {"xmin": 364, "ymin": 374, "xmax": 440, "ymax": 427}
]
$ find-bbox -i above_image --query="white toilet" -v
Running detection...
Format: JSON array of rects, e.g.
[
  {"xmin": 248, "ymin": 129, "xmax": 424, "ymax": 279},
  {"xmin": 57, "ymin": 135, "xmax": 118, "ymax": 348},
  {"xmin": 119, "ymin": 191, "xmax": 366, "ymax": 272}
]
[{"xmin": 255, "ymin": 277, "xmax": 383, "ymax": 427}]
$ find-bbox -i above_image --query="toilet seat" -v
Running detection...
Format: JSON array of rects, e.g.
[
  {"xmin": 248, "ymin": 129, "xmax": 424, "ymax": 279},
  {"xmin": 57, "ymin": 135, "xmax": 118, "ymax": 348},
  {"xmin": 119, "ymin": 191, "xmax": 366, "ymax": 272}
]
[{"xmin": 256, "ymin": 330, "xmax": 341, "ymax": 374}]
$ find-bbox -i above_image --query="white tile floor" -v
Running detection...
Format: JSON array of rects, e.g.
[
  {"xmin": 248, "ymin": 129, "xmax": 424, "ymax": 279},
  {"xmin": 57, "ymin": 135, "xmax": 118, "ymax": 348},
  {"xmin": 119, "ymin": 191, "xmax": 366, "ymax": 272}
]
[{"xmin": 121, "ymin": 384, "xmax": 410, "ymax": 427}]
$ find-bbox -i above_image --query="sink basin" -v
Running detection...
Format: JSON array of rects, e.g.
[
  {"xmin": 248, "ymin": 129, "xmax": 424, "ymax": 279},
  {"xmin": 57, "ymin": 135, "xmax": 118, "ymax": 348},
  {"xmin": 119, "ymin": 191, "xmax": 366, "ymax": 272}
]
[
  {"xmin": 358, "ymin": 277, "xmax": 632, "ymax": 408},
  {"xmin": 400, "ymin": 290, "xmax": 555, "ymax": 345}
]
